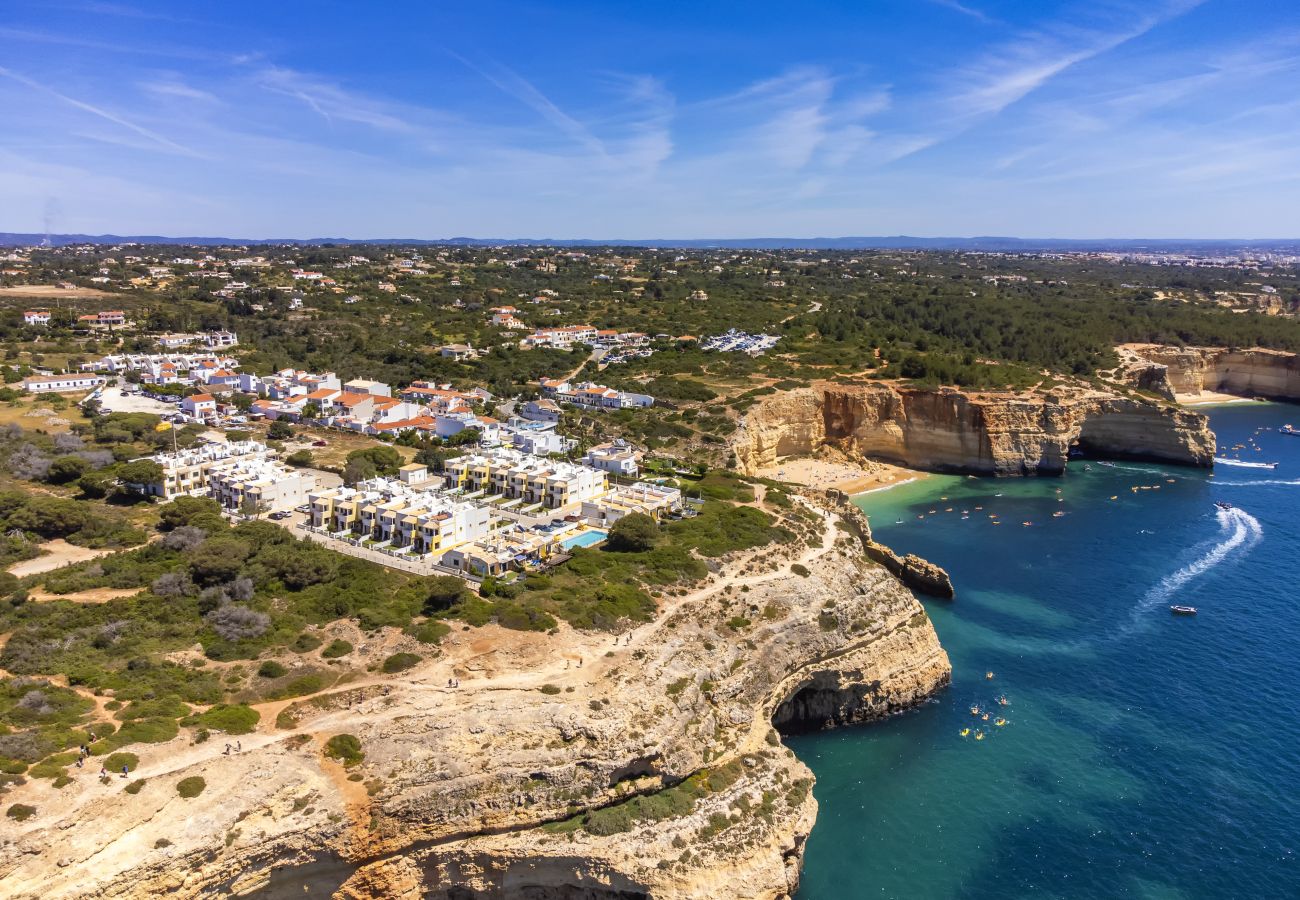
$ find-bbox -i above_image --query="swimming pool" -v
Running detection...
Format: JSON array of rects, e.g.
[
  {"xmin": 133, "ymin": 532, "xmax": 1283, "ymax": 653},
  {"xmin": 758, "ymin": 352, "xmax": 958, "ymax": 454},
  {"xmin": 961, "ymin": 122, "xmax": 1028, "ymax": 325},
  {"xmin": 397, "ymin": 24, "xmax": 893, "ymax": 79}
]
[{"xmin": 559, "ymin": 530, "xmax": 607, "ymax": 550}]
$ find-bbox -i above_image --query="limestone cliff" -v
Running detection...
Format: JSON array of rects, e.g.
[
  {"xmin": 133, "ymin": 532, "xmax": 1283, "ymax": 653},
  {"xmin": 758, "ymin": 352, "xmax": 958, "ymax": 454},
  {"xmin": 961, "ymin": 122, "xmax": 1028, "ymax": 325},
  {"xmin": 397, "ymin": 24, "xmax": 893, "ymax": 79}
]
[
  {"xmin": 732, "ymin": 382, "xmax": 1214, "ymax": 477},
  {"xmin": 0, "ymin": 501, "xmax": 950, "ymax": 900},
  {"xmin": 1118, "ymin": 344, "xmax": 1300, "ymax": 401}
]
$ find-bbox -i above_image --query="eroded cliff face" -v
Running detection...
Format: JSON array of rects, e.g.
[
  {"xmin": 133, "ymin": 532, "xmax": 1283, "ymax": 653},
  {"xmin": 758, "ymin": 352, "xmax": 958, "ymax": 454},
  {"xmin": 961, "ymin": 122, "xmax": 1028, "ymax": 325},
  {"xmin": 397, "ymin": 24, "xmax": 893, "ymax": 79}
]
[
  {"xmin": 0, "ymin": 502, "xmax": 950, "ymax": 900},
  {"xmin": 1119, "ymin": 344, "xmax": 1300, "ymax": 401},
  {"xmin": 732, "ymin": 382, "xmax": 1214, "ymax": 476}
]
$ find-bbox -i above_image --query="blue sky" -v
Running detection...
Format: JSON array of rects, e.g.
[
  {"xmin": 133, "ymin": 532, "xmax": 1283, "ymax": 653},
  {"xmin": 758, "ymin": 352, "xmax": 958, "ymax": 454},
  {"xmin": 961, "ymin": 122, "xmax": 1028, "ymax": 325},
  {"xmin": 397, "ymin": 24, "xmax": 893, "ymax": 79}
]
[{"xmin": 1, "ymin": 0, "xmax": 1298, "ymax": 238}]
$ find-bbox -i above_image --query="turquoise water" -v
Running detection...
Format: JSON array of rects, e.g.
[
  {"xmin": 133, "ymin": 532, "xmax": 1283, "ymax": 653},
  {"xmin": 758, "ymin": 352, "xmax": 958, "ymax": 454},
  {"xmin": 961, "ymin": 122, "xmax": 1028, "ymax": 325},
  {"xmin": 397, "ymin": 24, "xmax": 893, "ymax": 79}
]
[
  {"xmin": 789, "ymin": 403, "xmax": 1300, "ymax": 899},
  {"xmin": 560, "ymin": 530, "xmax": 607, "ymax": 550}
]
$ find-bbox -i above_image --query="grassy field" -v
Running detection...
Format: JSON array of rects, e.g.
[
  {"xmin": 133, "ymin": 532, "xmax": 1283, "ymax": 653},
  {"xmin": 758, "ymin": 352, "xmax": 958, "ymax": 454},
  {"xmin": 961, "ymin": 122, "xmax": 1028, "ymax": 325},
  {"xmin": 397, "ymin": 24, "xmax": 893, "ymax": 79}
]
[{"xmin": 0, "ymin": 393, "xmax": 94, "ymax": 433}]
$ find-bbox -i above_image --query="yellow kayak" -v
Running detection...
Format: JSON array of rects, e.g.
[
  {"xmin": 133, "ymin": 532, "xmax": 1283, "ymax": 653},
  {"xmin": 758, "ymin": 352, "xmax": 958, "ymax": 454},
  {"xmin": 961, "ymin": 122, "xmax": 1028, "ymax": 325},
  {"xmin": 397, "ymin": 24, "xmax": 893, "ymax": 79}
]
[
  {"xmin": 960, "ymin": 728, "xmax": 971, "ymax": 737},
  {"xmin": 974, "ymin": 732, "xmax": 985, "ymax": 741}
]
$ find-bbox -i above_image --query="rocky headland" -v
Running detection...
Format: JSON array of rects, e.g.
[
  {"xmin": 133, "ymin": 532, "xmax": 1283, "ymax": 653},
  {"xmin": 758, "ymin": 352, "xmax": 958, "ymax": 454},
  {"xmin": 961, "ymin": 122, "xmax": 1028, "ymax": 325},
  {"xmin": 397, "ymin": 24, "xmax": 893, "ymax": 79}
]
[
  {"xmin": 1116, "ymin": 344, "xmax": 1300, "ymax": 402},
  {"xmin": 731, "ymin": 382, "xmax": 1215, "ymax": 478},
  {"xmin": 0, "ymin": 496, "xmax": 951, "ymax": 900}
]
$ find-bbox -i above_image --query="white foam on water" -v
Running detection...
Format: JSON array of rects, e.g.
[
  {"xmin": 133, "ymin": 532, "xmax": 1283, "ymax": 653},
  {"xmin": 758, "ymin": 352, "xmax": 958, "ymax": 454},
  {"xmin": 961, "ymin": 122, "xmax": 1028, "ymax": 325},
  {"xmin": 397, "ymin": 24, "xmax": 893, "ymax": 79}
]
[
  {"xmin": 1059, "ymin": 507, "xmax": 1263, "ymax": 653},
  {"xmin": 1137, "ymin": 507, "xmax": 1261, "ymax": 611},
  {"xmin": 1215, "ymin": 479, "xmax": 1300, "ymax": 487},
  {"xmin": 1215, "ymin": 459, "xmax": 1278, "ymax": 469},
  {"xmin": 1095, "ymin": 461, "xmax": 1167, "ymax": 475}
]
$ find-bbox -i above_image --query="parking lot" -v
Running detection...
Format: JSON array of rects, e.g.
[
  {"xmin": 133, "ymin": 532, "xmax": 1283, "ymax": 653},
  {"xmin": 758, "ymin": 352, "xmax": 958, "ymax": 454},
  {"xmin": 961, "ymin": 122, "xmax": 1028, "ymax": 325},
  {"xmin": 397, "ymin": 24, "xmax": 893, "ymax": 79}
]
[{"xmin": 95, "ymin": 384, "xmax": 177, "ymax": 416}]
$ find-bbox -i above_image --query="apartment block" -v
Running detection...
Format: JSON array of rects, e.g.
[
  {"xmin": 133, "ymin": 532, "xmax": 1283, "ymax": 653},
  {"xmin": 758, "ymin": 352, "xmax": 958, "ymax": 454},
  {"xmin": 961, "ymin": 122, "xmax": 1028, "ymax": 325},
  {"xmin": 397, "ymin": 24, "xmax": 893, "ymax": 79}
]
[{"xmin": 442, "ymin": 448, "xmax": 607, "ymax": 509}]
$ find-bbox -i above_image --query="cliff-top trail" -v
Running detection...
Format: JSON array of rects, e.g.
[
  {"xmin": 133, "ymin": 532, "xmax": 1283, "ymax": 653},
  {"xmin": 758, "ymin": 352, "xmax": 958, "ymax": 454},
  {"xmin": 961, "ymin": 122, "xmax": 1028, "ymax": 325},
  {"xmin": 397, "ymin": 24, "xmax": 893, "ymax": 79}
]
[{"xmin": 0, "ymin": 494, "xmax": 951, "ymax": 900}]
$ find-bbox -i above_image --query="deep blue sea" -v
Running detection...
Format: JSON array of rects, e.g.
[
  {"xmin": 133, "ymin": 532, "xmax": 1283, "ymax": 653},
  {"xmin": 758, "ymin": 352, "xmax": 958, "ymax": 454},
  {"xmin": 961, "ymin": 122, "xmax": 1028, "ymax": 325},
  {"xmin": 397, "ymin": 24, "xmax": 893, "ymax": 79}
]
[{"xmin": 789, "ymin": 403, "xmax": 1300, "ymax": 899}]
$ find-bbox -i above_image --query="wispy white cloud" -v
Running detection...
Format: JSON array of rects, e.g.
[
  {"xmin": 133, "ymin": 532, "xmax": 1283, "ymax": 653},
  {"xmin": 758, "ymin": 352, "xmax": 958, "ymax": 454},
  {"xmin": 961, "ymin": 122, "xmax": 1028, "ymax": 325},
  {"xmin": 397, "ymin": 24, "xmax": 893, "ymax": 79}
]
[
  {"xmin": 947, "ymin": 1, "xmax": 1208, "ymax": 119},
  {"xmin": 923, "ymin": 0, "xmax": 993, "ymax": 24},
  {"xmin": 252, "ymin": 66, "xmax": 420, "ymax": 134},
  {"xmin": 0, "ymin": 65, "xmax": 200, "ymax": 157},
  {"xmin": 446, "ymin": 52, "xmax": 606, "ymax": 156}
]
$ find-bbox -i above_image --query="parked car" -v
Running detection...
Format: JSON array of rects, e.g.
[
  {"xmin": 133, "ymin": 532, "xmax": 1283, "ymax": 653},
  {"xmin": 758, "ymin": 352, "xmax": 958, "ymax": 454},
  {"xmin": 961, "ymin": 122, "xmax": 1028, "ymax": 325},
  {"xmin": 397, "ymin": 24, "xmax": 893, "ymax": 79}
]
[
  {"xmin": 312, "ymin": 440, "xmax": 328, "ymax": 447},
  {"xmin": 295, "ymin": 504, "xmax": 310, "ymax": 513},
  {"xmin": 268, "ymin": 510, "xmax": 292, "ymax": 520}
]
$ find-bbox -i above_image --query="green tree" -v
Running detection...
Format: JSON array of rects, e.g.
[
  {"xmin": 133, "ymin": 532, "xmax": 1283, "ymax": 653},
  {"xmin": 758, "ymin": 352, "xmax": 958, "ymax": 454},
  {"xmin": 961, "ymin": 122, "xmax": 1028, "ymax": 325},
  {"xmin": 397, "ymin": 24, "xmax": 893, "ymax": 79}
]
[
  {"xmin": 424, "ymin": 575, "xmax": 467, "ymax": 613},
  {"xmin": 116, "ymin": 459, "xmax": 165, "ymax": 491},
  {"xmin": 267, "ymin": 420, "xmax": 294, "ymax": 441},
  {"xmin": 187, "ymin": 537, "xmax": 251, "ymax": 585},
  {"xmin": 158, "ymin": 496, "xmax": 223, "ymax": 531},
  {"xmin": 46, "ymin": 455, "xmax": 89, "ymax": 484},
  {"xmin": 606, "ymin": 513, "xmax": 659, "ymax": 553}
]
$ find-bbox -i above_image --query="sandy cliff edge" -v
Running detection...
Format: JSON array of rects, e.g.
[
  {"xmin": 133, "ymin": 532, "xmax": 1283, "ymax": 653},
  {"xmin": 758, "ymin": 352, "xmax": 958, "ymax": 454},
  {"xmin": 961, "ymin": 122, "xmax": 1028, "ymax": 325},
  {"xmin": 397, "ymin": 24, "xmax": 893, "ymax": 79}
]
[
  {"xmin": 731, "ymin": 382, "xmax": 1215, "ymax": 477},
  {"xmin": 0, "ymin": 496, "xmax": 951, "ymax": 900}
]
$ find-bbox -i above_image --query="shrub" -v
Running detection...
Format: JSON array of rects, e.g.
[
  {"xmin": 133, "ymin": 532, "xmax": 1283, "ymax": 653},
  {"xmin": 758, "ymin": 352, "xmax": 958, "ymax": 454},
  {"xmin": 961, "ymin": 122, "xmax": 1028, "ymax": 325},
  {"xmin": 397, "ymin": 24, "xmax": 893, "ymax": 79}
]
[
  {"xmin": 791, "ymin": 563, "xmax": 810, "ymax": 577},
  {"xmin": 160, "ymin": 526, "xmax": 207, "ymax": 552},
  {"xmin": 257, "ymin": 661, "xmax": 288, "ymax": 678},
  {"xmin": 285, "ymin": 449, "xmax": 313, "ymax": 467},
  {"xmin": 268, "ymin": 674, "xmax": 326, "ymax": 700},
  {"xmin": 539, "ymin": 684, "xmax": 561, "ymax": 695},
  {"xmin": 407, "ymin": 622, "xmax": 449, "ymax": 646},
  {"xmin": 125, "ymin": 779, "xmax": 145, "ymax": 794},
  {"xmin": 381, "ymin": 653, "xmax": 420, "ymax": 674},
  {"xmin": 104, "ymin": 752, "xmax": 139, "ymax": 772},
  {"xmin": 176, "ymin": 776, "xmax": 206, "ymax": 798},
  {"xmin": 205, "ymin": 604, "xmax": 271, "ymax": 641},
  {"xmin": 194, "ymin": 705, "xmax": 259, "ymax": 735},
  {"xmin": 293, "ymin": 633, "xmax": 324, "ymax": 653},
  {"xmin": 6, "ymin": 803, "xmax": 36, "ymax": 821},
  {"xmin": 323, "ymin": 734, "xmax": 364, "ymax": 767},
  {"xmin": 321, "ymin": 639, "xmax": 353, "ymax": 659}
]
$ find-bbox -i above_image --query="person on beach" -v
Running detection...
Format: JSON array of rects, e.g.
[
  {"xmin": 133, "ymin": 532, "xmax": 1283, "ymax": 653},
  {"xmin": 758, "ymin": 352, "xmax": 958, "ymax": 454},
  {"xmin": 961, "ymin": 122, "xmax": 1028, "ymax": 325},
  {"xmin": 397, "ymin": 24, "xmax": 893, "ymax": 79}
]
[{"xmin": 121, "ymin": 765, "xmax": 129, "ymax": 778}]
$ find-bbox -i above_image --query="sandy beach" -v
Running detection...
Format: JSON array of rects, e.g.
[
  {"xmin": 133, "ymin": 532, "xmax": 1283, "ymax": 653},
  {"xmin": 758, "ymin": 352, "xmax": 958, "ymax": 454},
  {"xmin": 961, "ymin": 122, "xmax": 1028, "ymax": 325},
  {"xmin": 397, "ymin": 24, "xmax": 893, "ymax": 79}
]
[
  {"xmin": 1176, "ymin": 391, "xmax": 1258, "ymax": 406},
  {"xmin": 758, "ymin": 456, "xmax": 926, "ymax": 495}
]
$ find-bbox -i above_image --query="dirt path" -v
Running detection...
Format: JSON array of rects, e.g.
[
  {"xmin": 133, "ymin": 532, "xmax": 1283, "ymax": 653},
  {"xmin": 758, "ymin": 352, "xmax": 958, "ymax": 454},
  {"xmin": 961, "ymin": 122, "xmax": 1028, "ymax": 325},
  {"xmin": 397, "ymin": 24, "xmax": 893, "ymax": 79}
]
[
  {"xmin": 27, "ymin": 587, "xmax": 143, "ymax": 604},
  {"xmin": 8, "ymin": 540, "xmax": 114, "ymax": 577}
]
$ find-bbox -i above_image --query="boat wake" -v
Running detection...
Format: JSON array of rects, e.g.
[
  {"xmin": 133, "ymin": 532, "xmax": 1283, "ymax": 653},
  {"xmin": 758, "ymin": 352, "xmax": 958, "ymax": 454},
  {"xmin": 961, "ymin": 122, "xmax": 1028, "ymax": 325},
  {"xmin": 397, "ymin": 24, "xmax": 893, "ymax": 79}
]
[
  {"xmin": 1095, "ymin": 461, "xmax": 1166, "ymax": 475},
  {"xmin": 1214, "ymin": 479, "xmax": 1300, "ymax": 487},
  {"xmin": 1136, "ymin": 507, "xmax": 1261, "ymax": 611},
  {"xmin": 1215, "ymin": 459, "xmax": 1277, "ymax": 469},
  {"xmin": 1060, "ymin": 507, "xmax": 1262, "ymax": 652}
]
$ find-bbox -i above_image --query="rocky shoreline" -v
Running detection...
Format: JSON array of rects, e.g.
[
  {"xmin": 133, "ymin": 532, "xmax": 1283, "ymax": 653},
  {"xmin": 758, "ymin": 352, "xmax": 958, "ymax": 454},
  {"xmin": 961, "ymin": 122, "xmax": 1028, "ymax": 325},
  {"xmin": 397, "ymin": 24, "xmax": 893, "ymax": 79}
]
[{"xmin": 1, "ymin": 497, "xmax": 952, "ymax": 900}]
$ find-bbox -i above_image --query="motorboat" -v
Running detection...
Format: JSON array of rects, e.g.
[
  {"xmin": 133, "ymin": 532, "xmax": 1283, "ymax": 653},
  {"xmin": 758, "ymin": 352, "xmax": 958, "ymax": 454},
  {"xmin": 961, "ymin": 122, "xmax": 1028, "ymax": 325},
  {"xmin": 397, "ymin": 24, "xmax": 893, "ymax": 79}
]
[
  {"xmin": 1170, "ymin": 605, "xmax": 1198, "ymax": 615},
  {"xmin": 1281, "ymin": 425, "xmax": 1300, "ymax": 436},
  {"xmin": 1215, "ymin": 501, "xmax": 1233, "ymax": 511}
]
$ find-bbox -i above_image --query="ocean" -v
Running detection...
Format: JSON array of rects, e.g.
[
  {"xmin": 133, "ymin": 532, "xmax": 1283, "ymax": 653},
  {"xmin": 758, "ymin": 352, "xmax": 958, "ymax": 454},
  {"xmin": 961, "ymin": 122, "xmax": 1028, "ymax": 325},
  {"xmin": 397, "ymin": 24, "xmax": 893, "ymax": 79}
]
[{"xmin": 789, "ymin": 403, "xmax": 1300, "ymax": 899}]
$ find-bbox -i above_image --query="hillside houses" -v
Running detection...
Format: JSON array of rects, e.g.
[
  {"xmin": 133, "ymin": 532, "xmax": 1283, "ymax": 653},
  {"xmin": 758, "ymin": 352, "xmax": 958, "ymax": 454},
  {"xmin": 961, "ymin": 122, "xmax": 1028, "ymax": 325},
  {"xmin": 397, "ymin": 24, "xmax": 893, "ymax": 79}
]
[
  {"xmin": 538, "ymin": 379, "xmax": 654, "ymax": 411},
  {"xmin": 523, "ymin": 324, "xmax": 597, "ymax": 349}
]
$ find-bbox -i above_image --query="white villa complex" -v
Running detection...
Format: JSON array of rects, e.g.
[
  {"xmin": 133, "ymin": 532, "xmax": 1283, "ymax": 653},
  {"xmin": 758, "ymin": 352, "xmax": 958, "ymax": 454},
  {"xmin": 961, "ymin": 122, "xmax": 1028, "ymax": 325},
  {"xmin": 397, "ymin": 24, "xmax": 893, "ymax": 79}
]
[
  {"xmin": 124, "ymin": 440, "xmax": 312, "ymax": 511},
  {"xmin": 206, "ymin": 458, "xmax": 318, "ymax": 514},
  {"xmin": 299, "ymin": 448, "xmax": 682, "ymax": 579},
  {"xmin": 441, "ymin": 447, "xmax": 607, "ymax": 508},
  {"xmin": 307, "ymin": 479, "xmax": 491, "ymax": 556}
]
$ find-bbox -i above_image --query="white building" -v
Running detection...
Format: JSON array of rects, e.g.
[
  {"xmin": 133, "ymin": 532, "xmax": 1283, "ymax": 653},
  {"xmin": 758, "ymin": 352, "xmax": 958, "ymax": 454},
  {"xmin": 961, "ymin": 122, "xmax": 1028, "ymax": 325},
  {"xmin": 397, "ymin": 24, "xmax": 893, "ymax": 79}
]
[
  {"xmin": 22, "ymin": 373, "xmax": 105, "ymax": 394},
  {"xmin": 126, "ymin": 440, "xmax": 278, "ymax": 500},
  {"xmin": 23, "ymin": 310, "xmax": 51, "ymax": 326},
  {"xmin": 584, "ymin": 440, "xmax": 641, "ymax": 476},
  {"xmin": 208, "ymin": 459, "xmax": 317, "ymax": 513}
]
